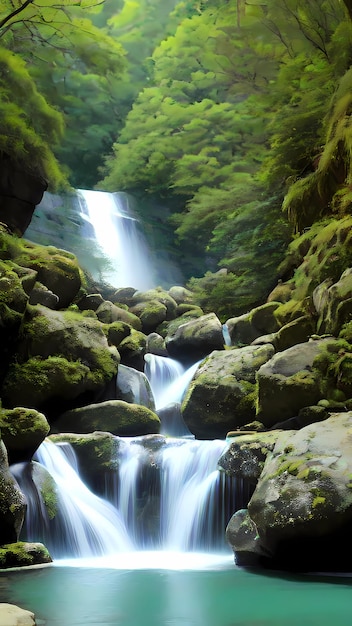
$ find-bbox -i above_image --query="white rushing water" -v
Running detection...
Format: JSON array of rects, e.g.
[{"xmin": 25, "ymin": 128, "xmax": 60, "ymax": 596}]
[
  {"xmin": 16, "ymin": 436, "xmax": 238, "ymax": 564},
  {"xmin": 144, "ymin": 354, "xmax": 201, "ymax": 411},
  {"xmin": 77, "ymin": 189, "xmax": 156, "ymax": 290}
]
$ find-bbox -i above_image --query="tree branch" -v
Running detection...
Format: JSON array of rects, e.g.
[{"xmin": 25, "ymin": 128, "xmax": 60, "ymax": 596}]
[{"xmin": 0, "ymin": 0, "xmax": 34, "ymax": 30}]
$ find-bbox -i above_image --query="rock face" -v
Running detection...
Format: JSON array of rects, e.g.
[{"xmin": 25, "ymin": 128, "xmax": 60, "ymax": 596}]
[
  {"xmin": 224, "ymin": 412, "xmax": 352, "ymax": 571},
  {"xmin": 0, "ymin": 153, "xmax": 47, "ymax": 236}
]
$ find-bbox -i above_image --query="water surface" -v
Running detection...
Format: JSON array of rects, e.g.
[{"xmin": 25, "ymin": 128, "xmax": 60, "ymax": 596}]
[{"xmin": 0, "ymin": 554, "xmax": 351, "ymax": 626}]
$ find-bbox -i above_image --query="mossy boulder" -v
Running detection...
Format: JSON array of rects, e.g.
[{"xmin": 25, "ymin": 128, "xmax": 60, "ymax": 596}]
[
  {"xmin": 315, "ymin": 267, "xmax": 352, "ymax": 335},
  {"xmin": 231, "ymin": 412, "xmax": 352, "ymax": 571},
  {"xmin": 0, "ymin": 541, "xmax": 52, "ymax": 569},
  {"xmin": 15, "ymin": 241, "xmax": 82, "ymax": 308},
  {"xmin": 256, "ymin": 338, "xmax": 331, "ymax": 426},
  {"xmin": 49, "ymin": 432, "xmax": 119, "ymax": 493},
  {"xmin": 168, "ymin": 285, "xmax": 193, "ymax": 305},
  {"xmin": 1, "ymin": 305, "xmax": 120, "ymax": 416},
  {"xmin": 0, "ymin": 407, "xmax": 50, "ymax": 463},
  {"xmin": 103, "ymin": 321, "xmax": 131, "ymax": 348},
  {"xmin": 166, "ymin": 313, "xmax": 225, "ymax": 364},
  {"xmin": 219, "ymin": 431, "xmax": 281, "ymax": 481},
  {"xmin": 53, "ymin": 400, "xmax": 160, "ymax": 436},
  {"xmin": 129, "ymin": 299, "xmax": 167, "ymax": 333},
  {"xmin": 95, "ymin": 300, "xmax": 142, "ymax": 330},
  {"xmin": 0, "ymin": 439, "xmax": 26, "ymax": 544},
  {"xmin": 181, "ymin": 344, "xmax": 274, "ymax": 439},
  {"xmin": 118, "ymin": 330, "xmax": 147, "ymax": 371},
  {"xmin": 226, "ymin": 302, "xmax": 281, "ymax": 347},
  {"xmin": 2, "ymin": 356, "xmax": 115, "ymax": 418},
  {"xmin": 131, "ymin": 288, "xmax": 178, "ymax": 320}
]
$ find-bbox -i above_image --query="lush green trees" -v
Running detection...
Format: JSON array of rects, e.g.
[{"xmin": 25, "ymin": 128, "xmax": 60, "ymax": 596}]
[
  {"xmin": 0, "ymin": 0, "xmax": 126, "ymax": 188},
  {"xmin": 98, "ymin": 0, "xmax": 352, "ymax": 314}
]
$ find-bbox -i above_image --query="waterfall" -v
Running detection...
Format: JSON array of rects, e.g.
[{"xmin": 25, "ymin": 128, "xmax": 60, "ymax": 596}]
[
  {"xmin": 16, "ymin": 437, "xmax": 240, "ymax": 560},
  {"xmin": 77, "ymin": 189, "xmax": 156, "ymax": 290}
]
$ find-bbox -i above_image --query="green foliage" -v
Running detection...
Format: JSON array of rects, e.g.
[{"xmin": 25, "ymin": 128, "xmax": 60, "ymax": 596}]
[{"xmin": 0, "ymin": 47, "xmax": 65, "ymax": 186}]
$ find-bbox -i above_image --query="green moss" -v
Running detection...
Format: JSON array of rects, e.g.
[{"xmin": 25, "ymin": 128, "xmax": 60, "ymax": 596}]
[
  {"xmin": 312, "ymin": 496, "xmax": 326, "ymax": 508},
  {"xmin": 40, "ymin": 475, "xmax": 58, "ymax": 520}
]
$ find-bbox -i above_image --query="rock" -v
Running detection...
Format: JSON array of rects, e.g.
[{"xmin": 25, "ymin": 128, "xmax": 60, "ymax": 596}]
[
  {"xmin": 0, "ymin": 542, "xmax": 52, "ymax": 569},
  {"xmin": 49, "ymin": 432, "xmax": 119, "ymax": 493},
  {"xmin": 131, "ymin": 288, "xmax": 178, "ymax": 320},
  {"xmin": 0, "ymin": 439, "xmax": 26, "ymax": 544},
  {"xmin": 96, "ymin": 300, "xmax": 142, "ymax": 330},
  {"xmin": 226, "ymin": 509, "xmax": 265, "ymax": 567},
  {"xmin": 16, "ymin": 242, "xmax": 81, "ymax": 308},
  {"xmin": 129, "ymin": 299, "xmax": 167, "ymax": 333},
  {"xmin": 0, "ymin": 603, "xmax": 36, "ymax": 625},
  {"xmin": 54, "ymin": 400, "xmax": 160, "ymax": 436},
  {"xmin": 219, "ymin": 431, "xmax": 280, "ymax": 481},
  {"xmin": 0, "ymin": 152, "xmax": 47, "ymax": 235},
  {"xmin": 181, "ymin": 344, "xmax": 274, "ymax": 439},
  {"xmin": 240, "ymin": 411, "xmax": 352, "ymax": 571},
  {"xmin": 76, "ymin": 293, "xmax": 105, "ymax": 311},
  {"xmin": 256, "ymin": 338, "xmax": 331, "ymax": 426},
  {"xmin": 118, "ymin": 330, "xmax": 147, "ymax": 371},
  {"xmin": 2, "ymin": 305, "xmax": 120, "ymax": 416},
  {"xmin": 0, "ymin": 407, "xmax": 50, "ymax": 463},
  {"xmin": 116, "ymin": 364, "xmax": 155, "ymax": 409},
  {"xmin": 166, "ymin": 313, "xmax": 225, "ymax": 364},
  {"xmin": 145, "ymin": 332, "xmax": 168, "ymax": 356},
  {"xmin": 28, "ymin": 281, "xmax": 59, "ymax": 308},
  {"xmin": 104, "ymin": 321, "xmax": 131, "ymax": 348},
  {"xmin": 168, "ymin": 285, "xmax": 193, "ymax": 305},
  {"xmin": 226, "ymin": 302, "xmax": 281, "ymax": 347},
  {"xmin": 315, "ymin": 268, "xmax": 352, "ymax": 335}
]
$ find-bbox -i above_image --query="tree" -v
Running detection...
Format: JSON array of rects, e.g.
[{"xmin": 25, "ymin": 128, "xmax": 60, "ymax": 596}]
[{"xmin": 0, "ymin": 0, "xmax": 126, "ymax": 188}]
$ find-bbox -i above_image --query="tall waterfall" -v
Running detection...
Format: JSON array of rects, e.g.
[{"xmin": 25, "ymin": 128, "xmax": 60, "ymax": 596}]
[{"xmin": 78, "ymin": 189, "xmax": 156, "ymax": 290}]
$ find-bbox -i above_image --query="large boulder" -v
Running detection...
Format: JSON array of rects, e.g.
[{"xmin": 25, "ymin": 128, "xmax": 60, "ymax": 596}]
[
  {"xmin": 166, "ymin": 313, "xmax": 225, "ymax": 364},
  {"xmin": 181, "ymin": 344, "xmax": 274, "ymax": 439},
  {"xmin": 0, "ymin": 407, "xmax": 50, "ymax": 463},
  {"xmin": 1, "ymin": 306, "xmax": 119, "ymax": 417},
  {"xmin": 226, "ymin": 412, "xmax": 352, "ymax": 571},
  {"xmin": 53, "ymin": 400, "xmax": 160, "ymax": 436},
  {"xmin": 256, "ymin": 338, "xmax": 330, "ymax": 427}
]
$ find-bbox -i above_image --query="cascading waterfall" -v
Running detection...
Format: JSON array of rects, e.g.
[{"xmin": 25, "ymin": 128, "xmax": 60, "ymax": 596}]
[
  {"xmin": 13, "ymin": 352, "xmax": 244, "ymax": 563},
  {"xmin": 16, "ymin": 436, "xmax": 240, "ymax": 561},
  {"xmin": 144, "ymin": 354, "xmax": 201, "ymax": 411},
  {"xmin": 77, "ymin": 189, "xmax": 156, "ymax": 290}
]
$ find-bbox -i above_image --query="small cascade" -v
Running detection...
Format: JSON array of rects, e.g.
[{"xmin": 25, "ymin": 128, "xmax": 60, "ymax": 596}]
[
  {"xmin": 15, "ymin": 440, "xmax": 133, "ymax": 559},
  {"xmin": 144, "ymin": 354, "xmax": 185, "ymax": 410},
  {"xmin": 77, "ymin": 189, "xmax": 156, "ymax": 290},
  {"xmin": 144, "ymin": 354, "xmax": 201, "ymax": 411},
  {"xmin": 222, "ymin": 323, "xmax": 232, "ymax": 346}
]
